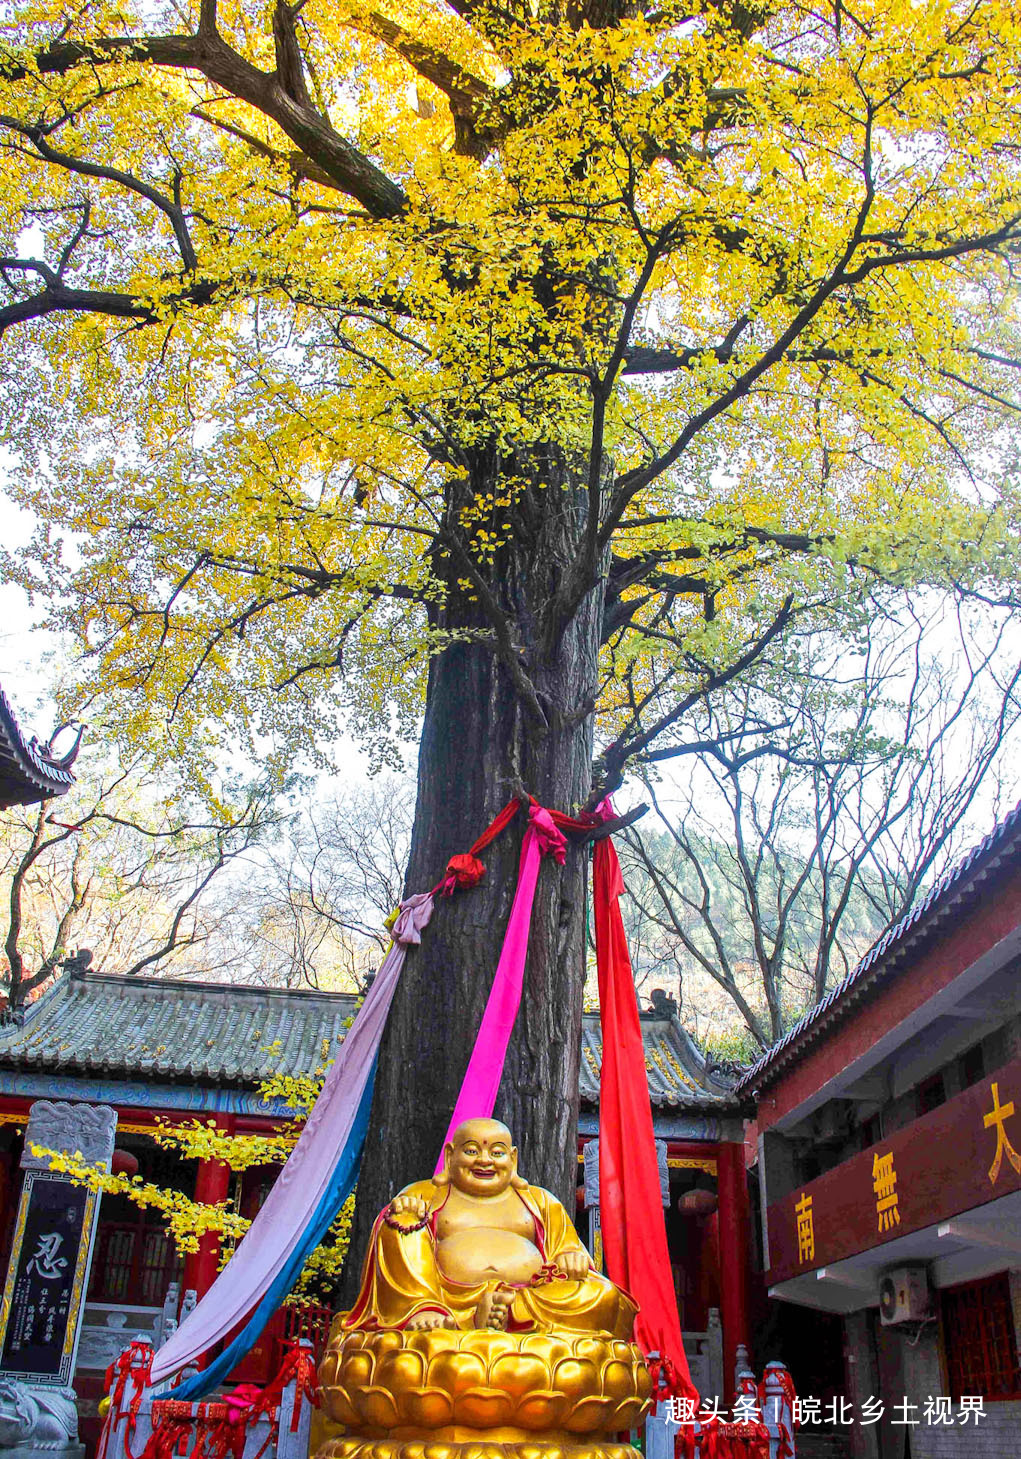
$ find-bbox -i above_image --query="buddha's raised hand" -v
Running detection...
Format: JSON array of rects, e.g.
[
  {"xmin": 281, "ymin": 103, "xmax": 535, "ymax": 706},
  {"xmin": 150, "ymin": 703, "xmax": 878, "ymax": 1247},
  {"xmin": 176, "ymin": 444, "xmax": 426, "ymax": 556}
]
[{"xmin": 389, "ymin": 1194, "xmax": 430, "ymax": 1220}]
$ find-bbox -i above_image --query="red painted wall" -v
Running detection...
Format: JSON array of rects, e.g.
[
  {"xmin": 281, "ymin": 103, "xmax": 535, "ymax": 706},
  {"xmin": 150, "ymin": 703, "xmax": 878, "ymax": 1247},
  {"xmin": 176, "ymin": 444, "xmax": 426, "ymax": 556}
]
[{"xmin": 767, "ymin": 1057, "xmax": 1021, "ymax": 1281}]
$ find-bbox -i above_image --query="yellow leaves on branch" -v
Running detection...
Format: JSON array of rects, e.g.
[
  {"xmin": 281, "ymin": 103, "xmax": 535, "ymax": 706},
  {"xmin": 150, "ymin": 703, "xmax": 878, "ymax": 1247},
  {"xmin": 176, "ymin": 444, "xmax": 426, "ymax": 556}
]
[
  {"xmin": 32, "ymin": 1143, "xmax": 249, "ymax": 1257},
  {"xmin": 26, "ymin": 1074, "xmax": 355, "ymax": 1280},
  {"xmin": 2, "ymin": 0, "xmax": 1021, "ymax": 769}
]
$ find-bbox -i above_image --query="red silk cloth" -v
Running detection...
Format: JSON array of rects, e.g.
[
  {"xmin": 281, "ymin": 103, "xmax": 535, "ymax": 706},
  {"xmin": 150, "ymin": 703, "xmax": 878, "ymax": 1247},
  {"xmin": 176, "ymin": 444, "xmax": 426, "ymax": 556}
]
[
  {"xmin": 429, "ymin": 788, "xmax": 694, "ymax": 1401},
  {"xmin": 434, "ymin": 798, "xmax": 522, "ymax": 896},
  {"xmin": 592, "ymin": 817, "xmax": 697, "ymax": 1403}
]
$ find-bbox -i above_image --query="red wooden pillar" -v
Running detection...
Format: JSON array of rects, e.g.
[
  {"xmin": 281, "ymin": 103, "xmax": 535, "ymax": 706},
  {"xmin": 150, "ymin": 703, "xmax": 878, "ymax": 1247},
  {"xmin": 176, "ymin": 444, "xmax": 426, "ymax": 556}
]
[
  {"xmin": 717, "ymin": 1140, "xmax": 751, "ymax": 1405},
  {"xmin": 182, "ymin": 1116, "xmax": 234, "ymax": 1309}
]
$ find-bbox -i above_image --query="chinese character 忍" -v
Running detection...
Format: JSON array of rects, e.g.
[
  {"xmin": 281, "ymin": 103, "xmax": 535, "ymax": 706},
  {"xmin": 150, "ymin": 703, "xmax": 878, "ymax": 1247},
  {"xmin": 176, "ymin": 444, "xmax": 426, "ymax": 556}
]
[
  {"xmin": 795, "ymin": 1192, "xmax": 815, "ymax": 1262},
  {"xmin": 983, "ymin": 1083, "xmax": 1021, "ymax": 1185},
  {"xmin": 873, "ymin": 1152, "xmax": 900, "ymax": 1233},
  {"xmin": 25, "ymin": 1233, "xmax": 67, "ymax": 1281}
]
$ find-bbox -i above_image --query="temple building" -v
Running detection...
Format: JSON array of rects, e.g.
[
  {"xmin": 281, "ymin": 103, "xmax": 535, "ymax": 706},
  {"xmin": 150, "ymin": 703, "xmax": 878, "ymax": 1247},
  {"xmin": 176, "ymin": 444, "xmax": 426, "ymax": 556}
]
[
  {"xmin": 743, "ymin": 801, "xmax": 1021, "ymax": 1459},
  {"xmin": 0, "ymin": 963, "xmax": 747, "ymax": 1451}
]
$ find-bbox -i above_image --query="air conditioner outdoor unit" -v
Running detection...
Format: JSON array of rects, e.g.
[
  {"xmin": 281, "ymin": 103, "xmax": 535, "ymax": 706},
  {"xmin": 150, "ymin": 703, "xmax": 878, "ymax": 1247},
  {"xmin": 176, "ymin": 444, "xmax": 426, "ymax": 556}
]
[{"xmin": 879, "ymin": 1266, "xmax": 931, "ymax": 1325}]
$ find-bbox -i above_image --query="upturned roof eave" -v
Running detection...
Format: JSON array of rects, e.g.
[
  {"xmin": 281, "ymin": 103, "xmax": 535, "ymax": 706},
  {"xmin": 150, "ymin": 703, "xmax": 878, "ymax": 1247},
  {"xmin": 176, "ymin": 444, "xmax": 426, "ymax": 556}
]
[{"xmin": 0, "ymin": 682, "xmax": 76, "ymax": 806}]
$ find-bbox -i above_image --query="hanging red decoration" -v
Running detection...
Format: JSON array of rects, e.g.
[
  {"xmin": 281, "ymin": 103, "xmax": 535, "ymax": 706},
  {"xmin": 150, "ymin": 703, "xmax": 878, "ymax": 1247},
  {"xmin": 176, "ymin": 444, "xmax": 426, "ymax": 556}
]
[{"xmin": 592, "ymin": 817, "xmax": 699, "ymax": 1403}]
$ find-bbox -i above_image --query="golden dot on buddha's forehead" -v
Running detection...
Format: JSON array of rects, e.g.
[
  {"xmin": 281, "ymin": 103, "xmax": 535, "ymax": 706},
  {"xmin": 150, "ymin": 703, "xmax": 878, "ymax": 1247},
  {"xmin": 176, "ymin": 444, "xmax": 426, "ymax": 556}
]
[{"xmin": 449, "ymin": 1116, "xmax": 513, "ymax": 1146}]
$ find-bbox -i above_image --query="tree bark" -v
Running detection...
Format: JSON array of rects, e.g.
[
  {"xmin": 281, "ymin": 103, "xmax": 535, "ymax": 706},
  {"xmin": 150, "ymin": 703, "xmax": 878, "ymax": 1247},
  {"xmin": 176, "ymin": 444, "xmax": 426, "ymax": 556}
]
[{"xmin": 343, "ymin": 446, "xmax": 604, "ymax": 1300}]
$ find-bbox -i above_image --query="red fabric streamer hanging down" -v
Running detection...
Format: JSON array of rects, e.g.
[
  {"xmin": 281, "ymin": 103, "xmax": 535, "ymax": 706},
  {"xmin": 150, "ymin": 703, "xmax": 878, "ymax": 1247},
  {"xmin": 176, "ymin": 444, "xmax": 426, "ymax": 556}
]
[{"xmin": 592, "ymin": 825, "xmax": 698, "ymax": 1403}]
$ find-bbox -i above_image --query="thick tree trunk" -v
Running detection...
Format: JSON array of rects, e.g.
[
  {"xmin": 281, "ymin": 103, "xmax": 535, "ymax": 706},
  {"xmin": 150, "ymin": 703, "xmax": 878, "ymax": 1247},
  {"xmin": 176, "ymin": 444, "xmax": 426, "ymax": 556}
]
[{"xmin": 342, "ymin": 446, "xmax": 604, "ymax": 1301}]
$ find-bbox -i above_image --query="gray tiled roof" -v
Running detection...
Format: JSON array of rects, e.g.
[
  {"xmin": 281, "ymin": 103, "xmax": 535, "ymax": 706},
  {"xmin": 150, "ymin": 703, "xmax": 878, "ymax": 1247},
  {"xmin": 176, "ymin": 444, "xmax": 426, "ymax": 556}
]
[
  {"xmin": 0, "ymin": 971, "xmax": 357, "ymax": 1085},
  {"xmin": 0, "ymin": 682, "xmax": 77, "ymax": 809},
  {"xmin": 735, "ymin": 797, "xmax": 1021, "ymax": 1095},
  {"xmin": 579, "ymin": 1013, "xmax": 739, "ymax": 1109},
  {"xmin": 0, "ymin": 970, "xmax": 738, "ymax": 1109}
]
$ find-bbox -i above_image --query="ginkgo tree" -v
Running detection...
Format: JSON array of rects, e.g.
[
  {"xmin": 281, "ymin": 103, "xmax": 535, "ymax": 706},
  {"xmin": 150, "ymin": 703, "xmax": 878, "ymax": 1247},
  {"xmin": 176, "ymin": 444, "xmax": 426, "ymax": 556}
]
[{"xmin": 1, "ymin": 0, "xmax": 1020, "ymax": 1262}]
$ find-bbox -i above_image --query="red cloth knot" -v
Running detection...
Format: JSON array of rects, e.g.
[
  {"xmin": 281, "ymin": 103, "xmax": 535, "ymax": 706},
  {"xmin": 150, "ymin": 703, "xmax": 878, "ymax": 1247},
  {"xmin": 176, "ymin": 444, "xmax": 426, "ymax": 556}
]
[
  {"xmin": 529, "ymin": 804, "xmax": 567, "ymax": 864},
  {"xmin": 444, "ymin": 852, "xmax": 486, "ymax": 890}
]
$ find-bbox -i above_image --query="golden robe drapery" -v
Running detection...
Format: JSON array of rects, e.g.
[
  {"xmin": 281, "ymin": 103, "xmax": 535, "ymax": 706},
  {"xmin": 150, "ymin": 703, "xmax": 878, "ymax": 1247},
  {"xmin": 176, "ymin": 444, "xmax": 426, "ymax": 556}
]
[{"xmin": 341, "ymin": 1181, "xmax": 637, "ymax": 1339}]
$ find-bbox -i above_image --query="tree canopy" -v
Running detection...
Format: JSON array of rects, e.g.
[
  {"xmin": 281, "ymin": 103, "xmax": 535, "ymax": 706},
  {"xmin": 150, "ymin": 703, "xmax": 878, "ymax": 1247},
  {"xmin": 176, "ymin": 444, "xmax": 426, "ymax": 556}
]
[{"xmin": 1, "ymin": 0, "xmax": 1020, "ymax": 771}]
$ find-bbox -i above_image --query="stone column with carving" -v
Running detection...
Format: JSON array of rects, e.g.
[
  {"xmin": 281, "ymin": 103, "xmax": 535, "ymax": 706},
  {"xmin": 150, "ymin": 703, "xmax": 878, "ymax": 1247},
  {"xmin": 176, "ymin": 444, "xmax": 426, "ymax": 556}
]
[{"xmin": 0, "ymin": 1101, "xmax": 116, "ymax": 1459}]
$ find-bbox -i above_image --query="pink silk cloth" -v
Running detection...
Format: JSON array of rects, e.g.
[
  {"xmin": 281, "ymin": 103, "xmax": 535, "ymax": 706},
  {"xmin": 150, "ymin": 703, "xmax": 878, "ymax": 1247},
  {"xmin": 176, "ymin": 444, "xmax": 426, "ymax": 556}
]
[
  {"xmin": 435, "ymin": 805, "xmax": 567, "ymax": 1169},
  {"xmin": 150, "ymin": 893, "xmax": 435, "ymax": 1384}
]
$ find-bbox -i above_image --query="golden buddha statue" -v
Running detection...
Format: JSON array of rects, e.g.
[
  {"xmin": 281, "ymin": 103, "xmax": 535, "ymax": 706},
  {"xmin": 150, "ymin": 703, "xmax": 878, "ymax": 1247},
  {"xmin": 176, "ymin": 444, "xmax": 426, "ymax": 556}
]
[{"xmin": 316, "ymin": 1119, "xmax": 652, "ymax": 1459}]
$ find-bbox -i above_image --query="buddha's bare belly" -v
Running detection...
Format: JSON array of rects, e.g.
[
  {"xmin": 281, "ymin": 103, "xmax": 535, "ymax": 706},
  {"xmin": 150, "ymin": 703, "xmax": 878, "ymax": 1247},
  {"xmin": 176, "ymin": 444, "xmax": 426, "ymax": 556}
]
[{"xmin": 436, "ymin": 1228, "xmax": 544, "ymax": 1286}]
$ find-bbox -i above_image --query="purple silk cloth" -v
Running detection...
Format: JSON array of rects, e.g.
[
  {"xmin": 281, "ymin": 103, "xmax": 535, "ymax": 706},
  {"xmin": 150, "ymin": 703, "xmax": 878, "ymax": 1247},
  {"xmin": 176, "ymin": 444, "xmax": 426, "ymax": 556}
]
[
  {"xmin": 150, "ymin": 892, "xmax": 435, "ymax": 1384},
  {"xmin": 435, "ymin": 805, "xmax": 567, "ymax": 1171}
]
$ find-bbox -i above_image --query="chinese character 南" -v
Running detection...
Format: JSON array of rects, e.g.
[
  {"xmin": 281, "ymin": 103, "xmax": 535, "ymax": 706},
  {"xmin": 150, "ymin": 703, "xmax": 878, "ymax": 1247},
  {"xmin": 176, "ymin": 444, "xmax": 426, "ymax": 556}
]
[
  {"xmin": 872, "ymin": 1152, "xmax": 900, "ymax": 1233},
  {"xmin": 25, "ymin": 1232, "xmax": 67, "ymax": 1281},
  {"xmin": 795, "ymin": 1192, "xmax": 815, "ymax": 1263},
  {"xmin": 983, "ymin": 1083, "xmax": 1021, "ymax": 1185}
]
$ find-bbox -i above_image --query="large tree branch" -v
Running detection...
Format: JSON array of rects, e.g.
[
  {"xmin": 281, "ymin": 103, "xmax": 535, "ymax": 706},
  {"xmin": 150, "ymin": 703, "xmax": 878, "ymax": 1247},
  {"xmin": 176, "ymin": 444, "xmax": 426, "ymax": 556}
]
[
  {"xmin": 6, "ymin": 31, "xmax": 407, "ymax": 216},
  {"xmin": 347, "ymin": 10, "xmax": 495, "ymax": 156},
  {"xmin": 596, "ymin": 595, "xmax": 796, "ymax": 790},
  {"xmin": 0, "ymin": 263, "xmax": 217, "ymax": 337}
]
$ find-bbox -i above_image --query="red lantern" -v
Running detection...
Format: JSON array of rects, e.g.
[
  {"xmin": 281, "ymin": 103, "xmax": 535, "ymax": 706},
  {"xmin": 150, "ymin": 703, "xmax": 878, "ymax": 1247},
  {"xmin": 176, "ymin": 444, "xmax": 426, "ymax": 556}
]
[
  {"xmin": 677, "ymin": 1188, "xmax": 718, "ymax": 1216},
  {"xmin": 111, "ymin": 1148, "xmax": 139, "ymax": 1177}
]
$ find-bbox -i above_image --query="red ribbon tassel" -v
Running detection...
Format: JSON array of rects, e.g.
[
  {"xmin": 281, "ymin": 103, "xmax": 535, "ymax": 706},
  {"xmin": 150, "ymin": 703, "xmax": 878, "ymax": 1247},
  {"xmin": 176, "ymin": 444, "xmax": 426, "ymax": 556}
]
[
  {"xmin": 432, "ymin": 798, "xmax": 523, "ymax": 896},
  {"xmin": 139, "ymin": 1345, "xmax": 318, "ymax": 1459}
]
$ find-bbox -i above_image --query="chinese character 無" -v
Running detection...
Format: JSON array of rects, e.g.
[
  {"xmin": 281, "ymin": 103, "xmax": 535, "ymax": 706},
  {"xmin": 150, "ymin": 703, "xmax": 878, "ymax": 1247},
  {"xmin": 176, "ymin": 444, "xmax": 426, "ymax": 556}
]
[{"xmin": 873, "ymin": 1152, "xmax": 900, "ymax": 1233}]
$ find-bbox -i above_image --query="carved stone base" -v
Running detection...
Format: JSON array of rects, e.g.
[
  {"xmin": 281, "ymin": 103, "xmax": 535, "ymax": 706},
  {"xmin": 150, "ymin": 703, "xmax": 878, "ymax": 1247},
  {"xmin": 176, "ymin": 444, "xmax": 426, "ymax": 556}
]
[
  {"xmin": 0, "ymin": 1445, "xmax": 83, "ymax": 1459},
  {"xmin": 318, "ymin": 1438, "xmax": 641, "ymax": 1459}
]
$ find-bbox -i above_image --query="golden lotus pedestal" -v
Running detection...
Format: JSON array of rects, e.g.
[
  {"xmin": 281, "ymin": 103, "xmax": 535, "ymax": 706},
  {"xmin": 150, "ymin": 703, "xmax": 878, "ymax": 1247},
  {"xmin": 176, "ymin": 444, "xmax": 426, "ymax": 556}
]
[{"xmin": 314, "ymin": 1327, "xmax": 652, "ymax": 1459}]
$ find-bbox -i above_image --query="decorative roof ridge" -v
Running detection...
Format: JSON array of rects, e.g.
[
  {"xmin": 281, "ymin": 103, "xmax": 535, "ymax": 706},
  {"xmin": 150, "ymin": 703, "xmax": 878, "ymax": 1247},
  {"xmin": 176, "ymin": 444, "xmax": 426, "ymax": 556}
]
[
  {"xmin": 65, "ymin": 969, "xmax": 361, "ymax": 1004},
  {"xmin": 0, "ymin": 682, "xmax": 77, "ymax": 799},
  {"xmin": 665, "ymin": 1014, "xmax": 744, "ymax": 1093},
  {"xmin": 0, "ymin": 968, "xmax": 71, "ymax": 1028},
  {"xmin": 735, "ymin": 795, "xmax": 1021, "ymax": 1095}
]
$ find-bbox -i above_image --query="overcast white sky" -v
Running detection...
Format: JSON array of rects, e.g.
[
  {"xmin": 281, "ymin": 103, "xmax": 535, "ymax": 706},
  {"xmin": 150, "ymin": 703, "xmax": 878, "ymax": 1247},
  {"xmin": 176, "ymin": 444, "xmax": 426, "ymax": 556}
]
[{"xmin": 0, "ymin": 477, "xmax": 63, "ymax": 721}]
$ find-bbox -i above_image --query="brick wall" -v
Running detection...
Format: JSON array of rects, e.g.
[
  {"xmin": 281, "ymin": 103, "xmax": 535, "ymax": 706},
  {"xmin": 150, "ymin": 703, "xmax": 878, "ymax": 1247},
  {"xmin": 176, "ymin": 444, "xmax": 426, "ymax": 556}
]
[{"xmin": 908, "ymin": 1401, "xmax": 1021, "ymax": 1459}]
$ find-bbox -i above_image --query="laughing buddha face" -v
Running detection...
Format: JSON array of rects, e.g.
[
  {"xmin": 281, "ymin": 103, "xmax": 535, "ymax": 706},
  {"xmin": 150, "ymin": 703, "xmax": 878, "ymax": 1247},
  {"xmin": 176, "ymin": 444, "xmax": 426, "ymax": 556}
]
[{"xmin": 443, "ymin": 1118, "xmax": 518, "ymax": 1197}]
